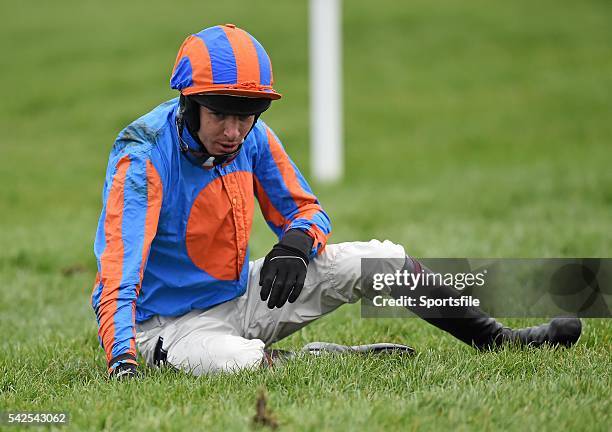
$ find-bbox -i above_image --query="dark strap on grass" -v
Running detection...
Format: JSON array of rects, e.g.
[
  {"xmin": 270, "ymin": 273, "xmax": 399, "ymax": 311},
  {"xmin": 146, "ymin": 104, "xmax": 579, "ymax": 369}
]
[
  {"xmin": 153, "ymin": 337, "xmax": 168, "ymax": 367},
  {"xmin": 108, "ymin": 353, "xmax": 137, "ymax": 368}
]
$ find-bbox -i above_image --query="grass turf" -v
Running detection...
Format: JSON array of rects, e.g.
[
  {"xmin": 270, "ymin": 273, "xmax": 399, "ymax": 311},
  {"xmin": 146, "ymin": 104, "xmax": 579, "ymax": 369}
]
[{"xmin": 0, "ymin": 0, "xmax": 610, "ymax": 430}]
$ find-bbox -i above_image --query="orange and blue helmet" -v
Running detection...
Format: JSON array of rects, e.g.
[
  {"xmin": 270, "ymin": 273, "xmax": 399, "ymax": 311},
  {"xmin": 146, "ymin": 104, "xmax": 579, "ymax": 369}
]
[{"xmin": 170, "ymin": 24, "xmax": 282, "ymax": 100}]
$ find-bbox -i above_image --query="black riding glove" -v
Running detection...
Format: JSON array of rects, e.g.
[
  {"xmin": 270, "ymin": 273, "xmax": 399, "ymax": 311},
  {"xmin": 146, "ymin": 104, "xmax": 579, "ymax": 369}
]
[
  {"xmin": 108, "ymin": 354, "xmax": 138, "ymax": 380},
  {"xmin": 109, "ymin": 362, "xmax": 137, "ymax": 380},
  {"xmin": 259, "ymin": 230, "xmax": 313, "ymax": 309}
]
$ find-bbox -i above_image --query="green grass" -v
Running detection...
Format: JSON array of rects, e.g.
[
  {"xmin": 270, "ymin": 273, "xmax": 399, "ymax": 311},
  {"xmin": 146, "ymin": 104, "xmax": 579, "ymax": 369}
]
[{"xmin": 1, "ymin": 0, "xmax": 611, "ymax": 430}]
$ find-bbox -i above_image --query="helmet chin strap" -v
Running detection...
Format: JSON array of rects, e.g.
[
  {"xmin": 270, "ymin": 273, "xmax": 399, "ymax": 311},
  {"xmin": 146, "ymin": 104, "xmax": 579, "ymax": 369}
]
[{"xmin": 176, "ymin": 96, "xmax": 260, "ymax": 168}]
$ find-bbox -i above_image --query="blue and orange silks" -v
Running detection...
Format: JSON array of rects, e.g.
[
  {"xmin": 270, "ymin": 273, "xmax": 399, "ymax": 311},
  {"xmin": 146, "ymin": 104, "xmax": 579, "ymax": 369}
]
[
  {"xmin": 91, "ymin": 98, "xmax": 331, "ymax": 366},
  {"xmin": 171, "ymin": 24, "xmax": 282, "ymax": 100}
]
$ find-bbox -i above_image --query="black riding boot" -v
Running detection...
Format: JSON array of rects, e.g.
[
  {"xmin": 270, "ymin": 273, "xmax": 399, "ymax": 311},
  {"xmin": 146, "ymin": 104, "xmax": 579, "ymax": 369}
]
[{"xmin": 390, "ymin": 257, "xmax": 582, "ymax": 350}]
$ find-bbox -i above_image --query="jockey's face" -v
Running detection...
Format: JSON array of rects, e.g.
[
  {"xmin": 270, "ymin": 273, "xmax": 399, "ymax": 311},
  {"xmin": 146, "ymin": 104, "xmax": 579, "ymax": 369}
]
[{"xmin": 197, "ymin": 106, "xmax": 255, "ymax": 155}]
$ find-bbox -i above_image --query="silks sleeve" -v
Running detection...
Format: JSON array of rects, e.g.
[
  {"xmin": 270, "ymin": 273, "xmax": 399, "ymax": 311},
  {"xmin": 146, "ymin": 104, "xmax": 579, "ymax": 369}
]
[
  {"xmin": 90, "ymin": 150, "xmax": 163, "ymax": 371},
  {"xmin": 253, "ymin": 125, "xmax": 331, "ymax": 257}
]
